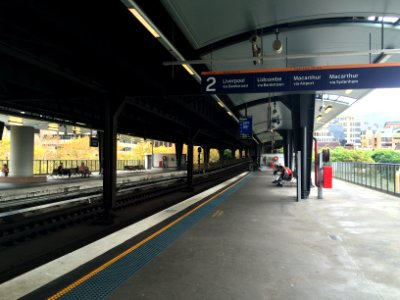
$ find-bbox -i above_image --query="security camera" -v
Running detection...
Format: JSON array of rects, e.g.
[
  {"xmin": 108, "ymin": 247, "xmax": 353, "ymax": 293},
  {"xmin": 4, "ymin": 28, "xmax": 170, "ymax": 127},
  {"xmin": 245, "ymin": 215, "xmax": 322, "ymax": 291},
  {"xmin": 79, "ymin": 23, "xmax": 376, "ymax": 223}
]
[
  {"xmin": 273, "ymin": 28, "xmax": 283, "ymax": 54},
  {"xmin": 250, "ymin": 35, "xmax": 262, "ymax": 65},
  {"xmin": 273, "ymin": 38, "xmax": 283, "ymax": 54}
]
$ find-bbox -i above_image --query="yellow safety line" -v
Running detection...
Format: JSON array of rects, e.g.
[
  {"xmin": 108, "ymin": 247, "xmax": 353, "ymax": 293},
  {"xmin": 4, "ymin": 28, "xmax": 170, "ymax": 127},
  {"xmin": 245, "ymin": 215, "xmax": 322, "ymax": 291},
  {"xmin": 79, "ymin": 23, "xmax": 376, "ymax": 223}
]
[
  {"xmin": 211, "ymin": 210, "xmax": 220, "ymax": 218},
  {"xmin": 48, "ymin": 173, "xmax": 248, "ymax": 299},
  {"xmin": 212, "ymin": 209, "xmax": 224, "ymax": 218}
]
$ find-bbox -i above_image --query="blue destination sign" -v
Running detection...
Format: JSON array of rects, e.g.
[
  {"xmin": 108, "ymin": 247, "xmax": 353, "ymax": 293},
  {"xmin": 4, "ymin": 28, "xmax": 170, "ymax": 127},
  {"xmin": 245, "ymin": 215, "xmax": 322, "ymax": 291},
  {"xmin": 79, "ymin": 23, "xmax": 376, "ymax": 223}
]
[
  {"xmin": 240, "ymin": 116, "xmax": 252, "ymax": 139},
  {"xmin": 201, "ymin": 63, "xmax": 400, "ymax": 94}
]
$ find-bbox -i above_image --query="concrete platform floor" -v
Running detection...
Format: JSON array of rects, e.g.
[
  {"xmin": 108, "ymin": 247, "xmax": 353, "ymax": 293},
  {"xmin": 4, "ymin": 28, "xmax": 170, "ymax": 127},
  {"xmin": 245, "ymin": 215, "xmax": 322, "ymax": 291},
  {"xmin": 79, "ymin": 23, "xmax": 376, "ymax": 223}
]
[{"xmin": 109, "ymin": 171, "xmax": 400, "ymax": 299}]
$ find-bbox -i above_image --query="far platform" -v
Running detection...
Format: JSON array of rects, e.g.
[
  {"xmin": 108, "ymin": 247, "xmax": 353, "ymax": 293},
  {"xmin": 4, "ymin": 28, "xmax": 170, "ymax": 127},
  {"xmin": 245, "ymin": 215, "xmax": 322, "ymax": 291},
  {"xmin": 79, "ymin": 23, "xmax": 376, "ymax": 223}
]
[{"xmin": 0, "ymin": 169, "xmax": 186, "ymax": 202}]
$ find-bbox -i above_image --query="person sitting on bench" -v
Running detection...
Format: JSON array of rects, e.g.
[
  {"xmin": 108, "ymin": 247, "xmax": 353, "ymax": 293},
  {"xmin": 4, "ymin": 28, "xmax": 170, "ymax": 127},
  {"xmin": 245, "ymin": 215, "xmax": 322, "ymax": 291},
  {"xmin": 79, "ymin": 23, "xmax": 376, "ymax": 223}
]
[
  {"xmin": 79, "ymin": 162, "xmax": 90, "ymax": 177},
  {"xmin": 1, "ymin": 164, "xmax": 9, "ymax": 177},
  {"xmin": 273, "ymin": 164, "xmax": 293, "ymax": 187},
  {"xmin": 57, "ymin": 162, "xmax": 71, "ymax": 177}
]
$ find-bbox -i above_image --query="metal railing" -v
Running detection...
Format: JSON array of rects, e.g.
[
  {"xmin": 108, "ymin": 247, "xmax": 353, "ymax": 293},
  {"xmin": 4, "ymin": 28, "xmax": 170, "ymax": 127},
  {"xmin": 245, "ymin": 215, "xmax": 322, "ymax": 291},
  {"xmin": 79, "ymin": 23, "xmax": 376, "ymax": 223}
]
[
  {"xmin": 0, "ymin": 157, "xmax": 248, "ymax": 176},
  {"xmin": 332, "ymin": 162, "xmax": 400, "ymax": 196},
  {"xmin": 0, "ymin": 160, "xmax": 144, "ymax": 175}
]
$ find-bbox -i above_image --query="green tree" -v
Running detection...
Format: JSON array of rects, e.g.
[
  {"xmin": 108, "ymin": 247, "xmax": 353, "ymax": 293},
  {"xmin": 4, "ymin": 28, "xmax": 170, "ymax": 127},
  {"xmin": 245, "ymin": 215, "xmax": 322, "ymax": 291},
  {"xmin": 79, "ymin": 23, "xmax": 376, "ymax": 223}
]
[
  {"xmin": 329, "ymin": 147, "xmax": 373, "ymax": 162},
  {"xmin": 223, "ymin": 149, "xmax": 233, "ymax": 160},
  {"xmin": 0, "ymin": 138, "xmax": 10, "ymax": 160},
  {"xmin": 370, "ymin": 149, "xmax": 400, "ymax": 163}
]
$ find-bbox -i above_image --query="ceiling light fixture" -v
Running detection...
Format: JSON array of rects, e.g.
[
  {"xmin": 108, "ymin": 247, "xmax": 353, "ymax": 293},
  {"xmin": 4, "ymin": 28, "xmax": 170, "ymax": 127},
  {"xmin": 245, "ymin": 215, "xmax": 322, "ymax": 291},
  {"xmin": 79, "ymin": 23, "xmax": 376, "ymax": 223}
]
[
  {"xmin": 182, "ymin": 63, "xmax": 194, "ymax": 76},
  {"xmin": 8, "ymin": 116, "xmax": 23, "ymax": 126},
  {"xmin": 324, "ymin": 105, "xmax": 333, "ymax": 113},
  {"xmin": 128, "ymin": 8, "xmax": 160, "ymax": 38},
  {"xmin": 217, "ymin": 101, "xmax": 225, "ymax": 108},
  {"xmin": 48, "ymin": 123, "xmax": 59, "ymax": 131},
  {"xmin": 72, "ymin": 126, "xmax": 81, "ymax": 134},
  {"xmin": 374, "ymin": 52, "xmax": 392, "ymax": 64},
  {"xmin": 316, "ymin": 114, "xmax": 322, "ymax": 121},
  {"xmin": 345, "ymin": 89, "xmax": 353, "ymax": 94}
]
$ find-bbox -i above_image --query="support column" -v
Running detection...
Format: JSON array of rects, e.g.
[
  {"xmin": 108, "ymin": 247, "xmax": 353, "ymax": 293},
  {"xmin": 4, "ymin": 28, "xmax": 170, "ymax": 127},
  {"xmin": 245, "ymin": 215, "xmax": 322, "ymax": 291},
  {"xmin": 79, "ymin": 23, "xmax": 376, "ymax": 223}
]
[
  {"xmin": 287, "ymin": 131, "xmax": 294, "ymax": 170},
  {"xmin": 10, "ymin": 126, "xmax": 34, "ymax": 177},
  {"xmin": 282, "ymin": 130, "xmax": 293, "ymax": 169},
  {"xmin": 187, "ymin": 129, "xmax": 193, "ymax": 190},
  {"xmin": 302, "ymin": 125, "xmax": 308, "ymax": 198},
  {"xmin": 289, "ymin": 94, "xmax": 315, "ymax": 199},
  {"xmin": 218, "ymin": 149, "xmax": 224, "ymax": 165},
  {"xmin": 102, "ymin": 97, "xmax": 125, "ymax": 212},
  {"xmin": 230, "ymin": 149, "xmax": 236, "ymax": 159},
  {"xmin": 98, "ymin": 131, "xmax": 104, "ymax": 175},
  {"xmin": 204, "ymin": 146, "xmax": 210, "ymax": 173},
  {"xmin": 175, "ymin": 142, "xmax": 183, "ymax": 170},
  {"xmin": 258, "ymin": 144, "xmax": 262, "ymax": 167}
]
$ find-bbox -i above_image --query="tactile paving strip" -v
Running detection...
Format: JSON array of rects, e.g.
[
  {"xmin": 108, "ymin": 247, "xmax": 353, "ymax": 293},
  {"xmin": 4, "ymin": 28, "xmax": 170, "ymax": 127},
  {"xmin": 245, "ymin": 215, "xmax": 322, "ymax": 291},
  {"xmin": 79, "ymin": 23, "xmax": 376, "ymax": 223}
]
[{"xmin": 51, "ymin": 174, "xmax": 251, "ymax": 300}]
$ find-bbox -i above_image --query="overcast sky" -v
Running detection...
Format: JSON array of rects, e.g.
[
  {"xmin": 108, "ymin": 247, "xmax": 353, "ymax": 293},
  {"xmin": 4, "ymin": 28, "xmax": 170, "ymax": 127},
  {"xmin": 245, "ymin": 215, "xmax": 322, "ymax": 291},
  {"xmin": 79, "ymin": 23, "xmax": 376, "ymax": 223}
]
[{"xmin": 343, "ymin": 88, "xmax": 400, "ymax": 126}]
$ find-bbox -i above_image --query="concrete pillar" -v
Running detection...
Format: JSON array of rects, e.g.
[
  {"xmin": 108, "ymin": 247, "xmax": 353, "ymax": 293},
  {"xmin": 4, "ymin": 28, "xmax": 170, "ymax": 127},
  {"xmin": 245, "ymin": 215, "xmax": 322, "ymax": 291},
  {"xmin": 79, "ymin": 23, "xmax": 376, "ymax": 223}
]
[
  {"xmin": 231, "ymin": 149, "xmax": 236, "ymax": 159},
  {"xmin": 175, "ymin": 143, "xmax": 183, "ymax": 170},
  {"xmin": 204, "ymin": 146, "xmax": 210, "ymax": 172},
  {"xmin": 10, "ymin": 126, "xmax": 34, "ymax": 177},
  {"xmin": 218, "ymin": 149, "xmax": 224, "ymax": 165},
  {"xmin": 102, "ymin": 97, "xmax": 125, "ymax": 212},
  {"xmin": 187, "ymin": 130, "xmax": 194, "ymax": 190}
]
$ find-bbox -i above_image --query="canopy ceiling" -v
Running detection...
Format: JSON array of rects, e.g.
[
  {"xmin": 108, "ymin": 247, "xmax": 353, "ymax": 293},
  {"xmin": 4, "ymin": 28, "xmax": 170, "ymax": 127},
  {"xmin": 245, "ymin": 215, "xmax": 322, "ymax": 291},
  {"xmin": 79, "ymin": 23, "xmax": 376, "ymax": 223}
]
[{"xmin": 136, "ymin": 0, "xmax": 400, "ymax": 143}]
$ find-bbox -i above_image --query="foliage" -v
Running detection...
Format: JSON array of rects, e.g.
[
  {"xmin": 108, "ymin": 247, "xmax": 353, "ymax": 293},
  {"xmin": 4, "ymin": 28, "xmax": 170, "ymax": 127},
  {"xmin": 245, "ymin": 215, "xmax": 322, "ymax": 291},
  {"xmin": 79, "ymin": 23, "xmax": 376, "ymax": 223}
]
[
  {"xmin": 0, "ymin": 138, "xmax": 10, "ymax": 160},
  {"xmin": 209, "ymin": 149, "xmax": 220, "ymax": 162},
  {"xmin": 223, "ymin": 149, "xmax": 233, "ymax": 160},
  {"xmin": 329, "ymin": 147, "xmax": 374, "ymax": 163},
  {"xmin": 370, "ymin": 149, "xmax": 400, "ymax": 163}
]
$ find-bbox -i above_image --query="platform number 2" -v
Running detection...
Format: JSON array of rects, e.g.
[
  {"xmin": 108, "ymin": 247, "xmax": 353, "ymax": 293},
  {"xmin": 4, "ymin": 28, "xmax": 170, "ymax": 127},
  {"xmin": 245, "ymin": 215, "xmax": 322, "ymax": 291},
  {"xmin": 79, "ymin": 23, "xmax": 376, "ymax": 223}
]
[{"xmin": 206, "ymin": 77, "xmax": 216, "ymax": 92}]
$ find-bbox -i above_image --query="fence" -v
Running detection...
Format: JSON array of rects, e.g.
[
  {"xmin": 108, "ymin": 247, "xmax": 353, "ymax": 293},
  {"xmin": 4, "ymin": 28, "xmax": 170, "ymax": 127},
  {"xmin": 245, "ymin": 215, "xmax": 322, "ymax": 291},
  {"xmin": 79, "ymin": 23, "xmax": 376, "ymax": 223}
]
[
  {"xmin": 0, "ymin": 157, "xmax": 248, "ymax": 175},
  {"xmin": 0, "ymin": 160, "xmax": 144, "ymax": 175},
  {"xmin": 332, "ymin": 162, "xmax": 400, "ymax": 196}
]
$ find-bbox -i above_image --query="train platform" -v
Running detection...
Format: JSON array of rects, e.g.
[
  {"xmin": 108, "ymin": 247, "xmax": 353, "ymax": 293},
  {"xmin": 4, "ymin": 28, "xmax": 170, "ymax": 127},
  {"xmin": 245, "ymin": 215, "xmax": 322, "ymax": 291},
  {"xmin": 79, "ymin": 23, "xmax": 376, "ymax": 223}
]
[
  {"xmin": 2, "ymin": 170, "xmax": 400, "ymax": 299},
  {"xmin": 0, "ymin": 169, "xmax": 185, "ymax": 202}
]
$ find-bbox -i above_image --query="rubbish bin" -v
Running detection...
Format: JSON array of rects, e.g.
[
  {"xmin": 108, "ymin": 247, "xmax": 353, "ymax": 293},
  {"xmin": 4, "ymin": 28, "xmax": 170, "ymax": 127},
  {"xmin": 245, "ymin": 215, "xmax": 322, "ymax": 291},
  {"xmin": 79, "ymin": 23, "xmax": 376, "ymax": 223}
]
[{"xmin": 323, "ymin": 166, "xmax": 332, "ymax": 188}]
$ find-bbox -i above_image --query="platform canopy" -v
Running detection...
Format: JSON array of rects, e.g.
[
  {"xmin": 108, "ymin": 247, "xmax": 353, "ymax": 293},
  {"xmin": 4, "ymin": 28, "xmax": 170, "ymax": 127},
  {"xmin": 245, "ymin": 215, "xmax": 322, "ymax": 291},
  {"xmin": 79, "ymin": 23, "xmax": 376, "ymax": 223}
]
[
  {"xmin": 1, "ymin": 1, "xmax": 400, "ymax": 147},
  {"xmin": 133, "ymin": 0, "xmax": 400, "ymax": 143}
]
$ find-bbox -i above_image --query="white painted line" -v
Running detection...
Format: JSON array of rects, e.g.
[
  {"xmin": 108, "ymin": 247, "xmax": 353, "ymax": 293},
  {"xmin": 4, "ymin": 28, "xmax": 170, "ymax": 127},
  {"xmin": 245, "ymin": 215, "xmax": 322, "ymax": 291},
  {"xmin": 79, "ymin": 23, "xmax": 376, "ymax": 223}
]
[{"xmin": 0, "ymin": 172, "xmax": 248, "ymax": 300}]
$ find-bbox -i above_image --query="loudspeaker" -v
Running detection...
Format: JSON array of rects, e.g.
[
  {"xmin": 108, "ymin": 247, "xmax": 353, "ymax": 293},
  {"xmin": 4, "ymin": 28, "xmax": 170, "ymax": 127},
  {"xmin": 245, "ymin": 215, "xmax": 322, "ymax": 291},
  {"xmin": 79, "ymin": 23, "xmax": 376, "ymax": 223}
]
[{"xmin": 0, "ymin": 121, "xmax": 4, "ymax": 140}]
